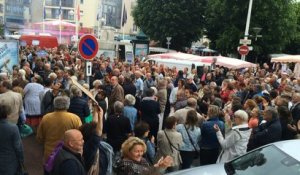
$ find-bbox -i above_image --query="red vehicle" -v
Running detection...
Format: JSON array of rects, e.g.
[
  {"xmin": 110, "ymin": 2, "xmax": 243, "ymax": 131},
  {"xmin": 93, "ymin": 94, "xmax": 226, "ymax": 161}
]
[{"xmin": 19, "ymin": 35, "xmax": 59, "ymax": 48}]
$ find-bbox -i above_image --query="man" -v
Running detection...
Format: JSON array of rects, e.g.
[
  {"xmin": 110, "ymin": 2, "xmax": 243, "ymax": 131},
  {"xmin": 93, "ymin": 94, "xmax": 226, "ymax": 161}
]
[
  {"xmin": 104, "ymin": 101, "xmax": 131, "ymax": 152},
  {"xmin": 108, "ymin": 76, "xmax": 124, "ymax": 115},
  {"xmin": 50, "ymin": 129, "xmax": 85, "ymax": 175},
  {"xmin": 0, "ymin": 80, "xmax": 23, "ymax": 124},
  {"xmin": 68, "ymin": 86, "xmax": 90, "ymax": 123},
  {"xmin": 134, "ymin": 71, "xmax": 144, "ymax": 99},
  {"xmin": 185, "ymin": 75, "xmax": 197, "ymax": 92},
  {"xmin": 173, "ymin": 97, "xmax": 204, "ymax": 125},
  {"xmin": 247, "ymin": 107, "xmax": 282, "ymax": 151},
  {"xmin": 37, "ymin": 96, "xmax": 82, "ymax": 161},
  {"xmin": 143, "ymin": 72, "xmax": 156, "ymax": 97}
]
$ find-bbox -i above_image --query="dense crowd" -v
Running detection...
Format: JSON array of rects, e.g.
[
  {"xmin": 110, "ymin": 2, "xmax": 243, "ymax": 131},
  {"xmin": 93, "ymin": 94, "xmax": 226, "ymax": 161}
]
[{"xmin": 0, "ymin": 45, "xmax": 299, "ymax": 175}]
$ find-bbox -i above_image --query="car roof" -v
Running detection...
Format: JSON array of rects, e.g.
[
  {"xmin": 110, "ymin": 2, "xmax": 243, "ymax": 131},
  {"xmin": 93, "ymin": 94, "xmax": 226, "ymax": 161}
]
[{"xmin": 272, "ymin": 139, "xmax": 300, "ymax": 161}]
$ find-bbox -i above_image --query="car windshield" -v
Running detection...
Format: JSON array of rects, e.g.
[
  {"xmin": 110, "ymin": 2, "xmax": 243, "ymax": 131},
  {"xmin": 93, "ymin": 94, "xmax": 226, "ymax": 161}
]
[{"xmin": 225, "ymin": 145, "xmax": 300, "ymax": 175}]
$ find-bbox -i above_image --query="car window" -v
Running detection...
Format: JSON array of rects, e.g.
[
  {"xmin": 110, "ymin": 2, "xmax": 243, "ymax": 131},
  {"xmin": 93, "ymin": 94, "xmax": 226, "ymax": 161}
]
[{"xmin": 227, "ymin": 145, "xmax": 300, "ymax": 175}]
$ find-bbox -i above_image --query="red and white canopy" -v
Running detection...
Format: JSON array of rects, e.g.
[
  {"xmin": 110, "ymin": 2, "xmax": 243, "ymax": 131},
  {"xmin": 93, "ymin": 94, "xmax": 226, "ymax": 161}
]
[{"xmin": 148, "ymin": 52, "xmax": 256, "ymax": 69}]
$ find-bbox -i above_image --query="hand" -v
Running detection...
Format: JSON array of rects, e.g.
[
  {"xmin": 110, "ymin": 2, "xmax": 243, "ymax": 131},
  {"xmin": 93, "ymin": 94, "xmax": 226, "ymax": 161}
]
[
  {"xmin": 154, "ymin": 156, "xmax": 173, "ymax": 168},
  {"xmin": 213, "ymin": 124, "xmax": 220, "ymax": 132},
  {"xmin": 150, "ymin": 136, "xmax": 155, "ymax": 144},
  {"xmin": 287, "ymin": 124, "xmax": 297, "ymax": 132}
]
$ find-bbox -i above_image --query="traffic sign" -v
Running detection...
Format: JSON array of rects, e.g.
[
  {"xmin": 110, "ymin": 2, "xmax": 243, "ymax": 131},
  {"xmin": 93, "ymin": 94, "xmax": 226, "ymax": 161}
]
[
  {"xmin": 239, "ymin": 39, "xmax": 251, "ymax": 45},
  {"xmin": 78, "ymin": 35, "xmax": 98, "ymax": 60},
  {"xmin": 238, "ymin": 45, "xmax": 249, "ymax": 55},
  {"xmin": 86, "ymin": 61, "xmax": 92, "ymax": 76}
]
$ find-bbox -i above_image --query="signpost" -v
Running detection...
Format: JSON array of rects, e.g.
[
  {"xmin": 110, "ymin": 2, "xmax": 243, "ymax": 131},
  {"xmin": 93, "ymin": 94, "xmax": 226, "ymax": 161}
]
[{"xmin": 78, "ymin": 35, "xmax": 99, "ymax": 86}]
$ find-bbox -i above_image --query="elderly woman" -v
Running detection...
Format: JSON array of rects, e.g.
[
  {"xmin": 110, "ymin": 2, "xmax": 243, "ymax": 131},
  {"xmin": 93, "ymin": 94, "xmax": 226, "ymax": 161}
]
[
  {"xmin": 200, "ymin": 105, "xmax": 225, "ymax": 165},
  {"xmin": 90, "ymin": 79, "xmax": 102, "ymax": 97},
  {"xmin": 214, "ymin": 110, "xmax": 252, "ymax": 163},
  {"xmin": 123, "ymin": 94, "xmax": 138, "ymax": 130},
  {"xmin": 0, "ymin": 104, "xmax": 24, "ymax": 175},
  {"xmin": 68, "ymin": 85, "xmax": 91, "ymax": 123},
  {"xmin": 114, "ymin": 137, "xmax": 173, "ymax": 175}
]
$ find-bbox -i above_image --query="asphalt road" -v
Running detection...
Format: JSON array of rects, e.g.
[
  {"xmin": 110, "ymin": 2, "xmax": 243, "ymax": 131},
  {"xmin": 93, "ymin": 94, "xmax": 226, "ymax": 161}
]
[{"xmin": 22, "ymin": 134, "xmax": 44, "ymax": 175}]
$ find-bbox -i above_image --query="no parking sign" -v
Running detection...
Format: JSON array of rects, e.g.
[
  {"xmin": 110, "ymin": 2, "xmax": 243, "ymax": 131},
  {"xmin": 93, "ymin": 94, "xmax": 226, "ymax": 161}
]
[{"xmin": 78, "ymin": 35, "xmax": 99, "ymax": 60}]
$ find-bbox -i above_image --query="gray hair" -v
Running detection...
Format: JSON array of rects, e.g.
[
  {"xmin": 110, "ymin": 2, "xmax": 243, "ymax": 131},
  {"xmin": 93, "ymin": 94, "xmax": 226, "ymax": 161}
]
[
  {"xmin": 114, "ymin": 101, "xmax": 124, "ymax": 114},
  {"xmin": 70, "ymin": 85, "xmax": 82, "ymax": 97},
  {"xmin": 265, "ymin": 106, "xmax": 278, "ymax": 119},
  {"xmin": 234, "ymin": 110, "xmax": 248, "ymax": 122},
  {"xmin": 124, "ymin": 94, "xmax": 136, "ymax": 106},
  {"xmin": 93, "ymin": 80, "xmax": 102, "ymax": 87},
  {"xmin": 54, "ymin": 96, "xmax": 70, "ymax": 110}
]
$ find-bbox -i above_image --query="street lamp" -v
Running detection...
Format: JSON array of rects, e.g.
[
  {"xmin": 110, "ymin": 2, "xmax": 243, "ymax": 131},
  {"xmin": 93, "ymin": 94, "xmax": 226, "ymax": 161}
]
[
  {"xmin": 166, "ymin": 37, "xmax": 172, "ymax": 52},
  {"xmin": 240, "ymin": 0, "xmax": 253, "ymax": 61},
  {"xmin": 252, "ymin": 27, "xmax": 262, "ymax": 41}
]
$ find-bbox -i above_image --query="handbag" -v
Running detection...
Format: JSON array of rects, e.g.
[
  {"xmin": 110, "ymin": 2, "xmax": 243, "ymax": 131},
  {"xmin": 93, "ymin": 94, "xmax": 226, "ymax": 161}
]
[
  {"xmin": 17, "ymin": 161, "xmax": 29, "ymax": 175},
  {"xmin": 183, "ymin": 125, "xmax": 200, "ymax": 159},
  {"xmin": 87, "ymin": 149, "xmax": 100, "ymax": 175},
  {"xmin": 164, "ymin": 130, "xmax": 180, "ymax": 153}
]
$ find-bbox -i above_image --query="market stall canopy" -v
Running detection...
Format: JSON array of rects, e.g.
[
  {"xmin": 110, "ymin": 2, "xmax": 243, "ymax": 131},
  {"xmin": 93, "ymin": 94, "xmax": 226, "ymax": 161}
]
[
  {"xmin": 271, "ymin": 55, "xmax": 300, "ymax": 63},
  {"xmin": 147, "ymin": 52, "xmax": 256, "ymax": 69}
]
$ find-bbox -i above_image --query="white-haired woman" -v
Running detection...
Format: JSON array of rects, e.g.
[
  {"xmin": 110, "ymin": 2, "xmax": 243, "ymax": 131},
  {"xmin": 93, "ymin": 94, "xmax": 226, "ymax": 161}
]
[
  {"xmin": 90, "ymin": 79, "xmax": 102, "ymax": 97},
  {"xmin": 214, "ymin": 109, "xmax": 252, "ymax": 163},
  {"xmin": 123, "ymin": 94, "xmax": 138, "ymax": 131}
]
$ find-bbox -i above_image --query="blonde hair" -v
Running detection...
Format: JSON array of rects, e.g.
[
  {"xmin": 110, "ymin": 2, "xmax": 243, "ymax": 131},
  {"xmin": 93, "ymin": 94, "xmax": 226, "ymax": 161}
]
[
  {"xmin": 121, "ymin": 137, "xmax": 146, "ymax": 158},
  {"xmin": 208, "ymin": 105, "xmax": 220, "ymax": 118}
]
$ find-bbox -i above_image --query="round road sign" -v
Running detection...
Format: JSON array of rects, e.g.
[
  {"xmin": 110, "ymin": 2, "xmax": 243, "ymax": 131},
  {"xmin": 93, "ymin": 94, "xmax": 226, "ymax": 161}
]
[
  {"xmin": 239, "ymin": 45, "xmax": 249, "ymax": 56},
  {"xmin": 78, "ymin": 35, "xmax": 99, "ymax": 60}
]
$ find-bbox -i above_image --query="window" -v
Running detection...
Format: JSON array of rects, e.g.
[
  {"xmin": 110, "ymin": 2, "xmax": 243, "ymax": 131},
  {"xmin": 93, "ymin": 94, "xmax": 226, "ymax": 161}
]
[
  {"xmin": 80, "ymin": 0, "xmax": 83, "ymax": 4},
  {"xmin": 80, "ymin": 22, "xmax": 83, "ymax": 27}
]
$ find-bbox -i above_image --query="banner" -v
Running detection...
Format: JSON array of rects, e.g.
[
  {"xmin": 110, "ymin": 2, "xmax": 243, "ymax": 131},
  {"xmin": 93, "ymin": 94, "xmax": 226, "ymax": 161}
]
[{"xmin": 0, "ymin": 40, "xmax": 19, "ymax": 74}]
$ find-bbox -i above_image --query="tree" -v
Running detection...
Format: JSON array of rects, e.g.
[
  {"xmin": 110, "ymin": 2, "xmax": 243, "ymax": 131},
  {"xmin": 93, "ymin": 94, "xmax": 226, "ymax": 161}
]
[
  {"xmin": 205, "ymin": 0, "xmax": 297, "ymax": 63},
  {"xmin": 132, "ymin": 0, "xmax": 206, "ymax": 51}
]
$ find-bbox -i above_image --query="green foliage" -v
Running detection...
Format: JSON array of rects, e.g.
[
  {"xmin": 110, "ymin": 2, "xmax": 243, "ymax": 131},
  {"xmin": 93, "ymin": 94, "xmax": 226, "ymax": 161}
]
[
  {"xmin": 132, "ymin": 0, "xmax": 206, "ymax": 50},
  {"xmin": 205, "ymin": 0, "xmax": 297, "ymax": 62}
]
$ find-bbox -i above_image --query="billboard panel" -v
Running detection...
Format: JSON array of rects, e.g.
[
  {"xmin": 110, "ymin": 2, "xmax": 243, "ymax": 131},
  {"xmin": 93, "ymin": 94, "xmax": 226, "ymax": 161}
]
[{"xmin": 0, "ymin": 40, "xmax": 19, "ymax": 74}]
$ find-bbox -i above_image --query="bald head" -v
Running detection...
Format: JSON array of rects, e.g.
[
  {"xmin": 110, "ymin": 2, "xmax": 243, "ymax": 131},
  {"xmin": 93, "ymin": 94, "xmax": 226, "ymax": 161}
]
[
  {"xmin": 64, "ymin": 129, "xmax": 84, "ymax": 154},
  {"xmin": 187, "ymin": 97, "xmax": 197, "ymax": 108}
]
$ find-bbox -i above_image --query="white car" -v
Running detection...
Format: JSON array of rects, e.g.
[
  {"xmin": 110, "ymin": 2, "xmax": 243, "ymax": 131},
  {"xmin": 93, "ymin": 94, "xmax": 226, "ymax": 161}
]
[{"xmin": 167, "ymin": 139, "xmax": 300, "ymax": 175}]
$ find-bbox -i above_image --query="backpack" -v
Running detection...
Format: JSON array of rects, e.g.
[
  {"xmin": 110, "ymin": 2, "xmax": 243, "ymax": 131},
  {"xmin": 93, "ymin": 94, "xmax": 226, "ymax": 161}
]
[
  {"xmin": 99, "ymin": 141, "xmax": 114, "ymax": 175},
  {"xmin": 44, "ymin": 140, "xmax": 64, "ymax": 173}
]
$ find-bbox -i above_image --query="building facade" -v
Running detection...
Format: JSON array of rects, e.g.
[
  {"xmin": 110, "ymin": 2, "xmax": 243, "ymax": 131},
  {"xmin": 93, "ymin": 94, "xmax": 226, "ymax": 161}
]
[{"xmin": 4, "ymin": 0, "xmax": 24, "ymax": 34}]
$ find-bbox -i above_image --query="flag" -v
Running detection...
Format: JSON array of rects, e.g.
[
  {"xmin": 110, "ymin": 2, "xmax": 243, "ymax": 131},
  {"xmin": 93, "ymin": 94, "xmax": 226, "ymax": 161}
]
[
  {"xmin": 122, "ymin": 5, "xmax": 127, "ymax": 26},
  {"xmin": 43, "ymin": 7, "xmax": 46, "ymax": 19},
  {"xmin": 77, "ymin": 4, "xmax": 80, "ymax": 21},
  {"xmin": 59, "ymin": 0, "xmax": 62, "ymax": 20}
]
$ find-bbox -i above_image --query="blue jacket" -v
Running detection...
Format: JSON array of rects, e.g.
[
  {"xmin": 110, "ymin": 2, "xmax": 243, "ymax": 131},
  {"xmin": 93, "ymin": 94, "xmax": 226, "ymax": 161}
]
[
  {"xmin": 200, "ymin": 117, "xmax": 225, "ymax": 149},
  {"xmin": 68, "ymin": 97, "xmax": 90, "ymax": 123}
]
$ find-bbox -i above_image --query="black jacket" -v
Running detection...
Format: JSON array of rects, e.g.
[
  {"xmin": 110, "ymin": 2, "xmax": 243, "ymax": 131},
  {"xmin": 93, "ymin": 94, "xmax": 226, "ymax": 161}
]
[
  {"xmin": 68, "ymin": 97, "xmax": 90, "ymax": 123},
  {"xmin": 51, "ymin": 147, "xmax": 86, "ymax": 175},
  {"xmin": 247, "ymin": 118, "xmax": 282, "ymax": 151}
]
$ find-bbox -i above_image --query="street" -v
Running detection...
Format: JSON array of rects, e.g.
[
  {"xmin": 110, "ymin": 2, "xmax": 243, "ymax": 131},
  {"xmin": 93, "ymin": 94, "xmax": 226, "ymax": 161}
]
[{"xmin": 22, "ymin": 134, "xmax": 44, "ymax": 175}]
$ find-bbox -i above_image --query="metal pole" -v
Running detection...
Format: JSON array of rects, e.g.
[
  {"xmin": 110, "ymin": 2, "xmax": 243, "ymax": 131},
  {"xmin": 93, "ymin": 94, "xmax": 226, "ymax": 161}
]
[
  {"xmin": 241, "ymin": 0, "xmax": 253, "ymax": 61},
  {"xmin": 75, "ymin": 0, "xmax": 79, "ymax": 42}
]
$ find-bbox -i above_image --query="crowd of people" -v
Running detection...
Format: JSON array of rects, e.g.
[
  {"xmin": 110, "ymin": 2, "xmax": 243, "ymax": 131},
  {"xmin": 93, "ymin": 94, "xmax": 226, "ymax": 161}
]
[{"xmin": 0, "ymin": 45, "xmax": 300, "ymax": 175}]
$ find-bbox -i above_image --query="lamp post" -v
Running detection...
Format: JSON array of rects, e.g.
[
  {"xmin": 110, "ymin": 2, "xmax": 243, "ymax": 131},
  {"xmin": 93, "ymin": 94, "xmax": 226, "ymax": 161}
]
[
  {"xmin": 240, "ymin": 0, "xmax": 253, "ymax": 61},
  {"xmin": 166, "ymin": 37, "xmax": 172, "ymax": 52}
]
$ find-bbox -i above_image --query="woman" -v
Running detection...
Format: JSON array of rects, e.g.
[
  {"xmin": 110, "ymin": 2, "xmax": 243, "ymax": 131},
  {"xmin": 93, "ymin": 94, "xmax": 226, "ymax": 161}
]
[
  {"xmin": 90, "ymin": 80, "xmax": 102, "ymax": 97},
  {"xmin": 200, "ymin": 105, "xmax": 225, "ymax": 165},
  {"xmin": 0, "ymin": 104, "xmax": 24, "ymax": 175},
  {"xmin": 220, "ymin": 79, "xmax": 235, "ymax": 104},
  {"xmin": 176, "ymin": 110, "xmax": 201, "ymax": 169},
  {"xmin": 114, "ymin": 137, "xmax": 173, "ymax": 175},
  {"xmin": 214, "ymin": 110, "xmax": 252, "ymax": 163},
  {"xmin": 134, "ymin": 121, "xmax": 156, "ymax": 164},
  {"xmin": 277, "ymin": 106, "xmax": 297, "ymax": 140},
  {"xmin": 23, "ymin": 74, "xmax": 44, "ymax": 130},
  {"xmin": 248, "ymin": 108, "xmax": 260, "ymax": 128},
  {"xmin": 156, "ymin": 116, "xmax": 183, "ymax": 173},
  {"xmin": 123, "ymin": 94, "xmax": 138, "ymax": 130}
]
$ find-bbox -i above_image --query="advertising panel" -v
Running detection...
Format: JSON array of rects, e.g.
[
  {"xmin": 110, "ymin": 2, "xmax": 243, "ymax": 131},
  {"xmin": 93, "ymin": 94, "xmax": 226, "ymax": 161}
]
[{"xmin": 0, "ymin": 40, "xmax": 19, "ymax": 74}]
